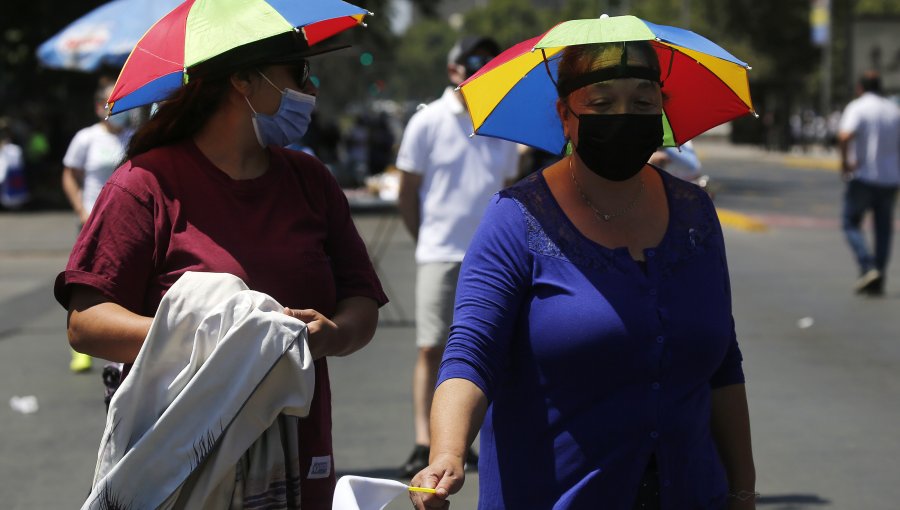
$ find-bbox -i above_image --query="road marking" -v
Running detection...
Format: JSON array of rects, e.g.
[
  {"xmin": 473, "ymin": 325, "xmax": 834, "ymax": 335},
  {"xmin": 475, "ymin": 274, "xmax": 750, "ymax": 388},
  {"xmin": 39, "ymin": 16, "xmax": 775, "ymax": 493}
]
[
  {"xmin": 782, "ymin": 155, "xmax": 840, "ymax": 172},
  {"xmin": 693, "ymin": 144, "xmax": 838, "ymax": 172},
  {"xmin": 716, "ymin": 208, "xmax": 768, "ymax": 232}
]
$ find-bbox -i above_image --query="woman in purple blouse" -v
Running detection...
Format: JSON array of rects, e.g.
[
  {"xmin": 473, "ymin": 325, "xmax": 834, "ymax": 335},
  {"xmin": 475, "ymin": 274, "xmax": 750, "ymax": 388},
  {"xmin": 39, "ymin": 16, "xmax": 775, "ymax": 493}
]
[{"xmin": 410, "ymin": 41, "xmax": 756, "ymax": 510}]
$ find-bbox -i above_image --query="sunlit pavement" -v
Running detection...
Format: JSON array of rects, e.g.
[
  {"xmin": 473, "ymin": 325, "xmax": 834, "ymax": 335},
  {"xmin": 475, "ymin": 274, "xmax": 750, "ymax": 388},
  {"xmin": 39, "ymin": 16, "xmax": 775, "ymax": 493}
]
[{"xmin": 1, "ymin": 139, "xmax": 899, "ymax": 508}]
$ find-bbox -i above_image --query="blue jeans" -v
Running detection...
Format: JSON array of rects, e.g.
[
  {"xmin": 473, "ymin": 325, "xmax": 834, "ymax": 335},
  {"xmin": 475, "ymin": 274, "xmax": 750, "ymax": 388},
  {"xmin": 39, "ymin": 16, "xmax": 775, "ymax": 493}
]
[{"xmin": 842, "ymin": 179, "xmax": 899, "ymax": 275}]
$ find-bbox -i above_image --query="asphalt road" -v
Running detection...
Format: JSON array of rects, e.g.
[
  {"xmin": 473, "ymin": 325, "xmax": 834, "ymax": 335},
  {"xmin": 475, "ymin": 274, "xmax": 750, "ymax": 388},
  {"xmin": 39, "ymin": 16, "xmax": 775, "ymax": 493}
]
[{"xmin": 1, "ymin": 140, "xmax": 898, "ymax": 509}]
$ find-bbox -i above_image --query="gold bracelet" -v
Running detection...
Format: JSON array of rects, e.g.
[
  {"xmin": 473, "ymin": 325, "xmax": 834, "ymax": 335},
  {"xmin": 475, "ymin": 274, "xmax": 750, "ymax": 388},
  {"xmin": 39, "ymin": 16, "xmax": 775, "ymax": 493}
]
[{"xmin": 727, "ymin": 490, "xmax": 760, "ymax": 501}]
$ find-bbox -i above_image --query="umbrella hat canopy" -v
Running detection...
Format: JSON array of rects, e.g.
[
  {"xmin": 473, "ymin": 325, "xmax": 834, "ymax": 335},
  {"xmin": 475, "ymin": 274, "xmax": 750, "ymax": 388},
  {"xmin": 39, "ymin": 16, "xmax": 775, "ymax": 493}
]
[
  {"xmin": 36, "ymin": 0, "xmax": 184, "ymax": 72},
  {"xmin": 459, "ymin": 15, "xmax": 754, "ymax": 155},
  {"xmin": 108, "ymin": 0, "xmax": 370, "ymax": 114}
]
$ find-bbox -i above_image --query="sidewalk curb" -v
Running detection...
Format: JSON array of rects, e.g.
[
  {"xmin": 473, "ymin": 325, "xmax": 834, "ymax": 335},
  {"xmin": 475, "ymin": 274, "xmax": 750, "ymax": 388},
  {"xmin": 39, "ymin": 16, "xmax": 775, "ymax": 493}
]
[{"xmin": 692, "ymin": 139, "xmax": 838, "ymax": 172}]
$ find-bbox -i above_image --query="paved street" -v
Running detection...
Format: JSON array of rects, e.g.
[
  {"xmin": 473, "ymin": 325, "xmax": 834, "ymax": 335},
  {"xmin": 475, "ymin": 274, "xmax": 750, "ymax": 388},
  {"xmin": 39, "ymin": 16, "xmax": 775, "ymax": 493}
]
[{"xmin": 1, "ymin": 139, "xmax": 899, "ymax": 509}]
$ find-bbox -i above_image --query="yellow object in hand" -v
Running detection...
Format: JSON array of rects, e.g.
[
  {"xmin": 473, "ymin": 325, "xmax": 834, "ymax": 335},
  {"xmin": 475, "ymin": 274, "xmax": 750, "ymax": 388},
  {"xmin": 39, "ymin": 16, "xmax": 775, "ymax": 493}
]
[{"xmin": 407, "ymin": 486, "xmax": 437, "ymax": 494}]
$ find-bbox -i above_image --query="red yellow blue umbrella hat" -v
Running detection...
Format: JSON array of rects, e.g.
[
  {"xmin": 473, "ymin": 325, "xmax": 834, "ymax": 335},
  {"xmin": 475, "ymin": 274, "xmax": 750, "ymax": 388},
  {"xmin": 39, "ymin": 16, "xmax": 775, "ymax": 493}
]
[
  {"xmin": 107, "ymin": 0, "xmax": 370, "ymax": 114},
  {"xmin": 459, "ymin": 15, "xmax": 755, "ymax": 154}
]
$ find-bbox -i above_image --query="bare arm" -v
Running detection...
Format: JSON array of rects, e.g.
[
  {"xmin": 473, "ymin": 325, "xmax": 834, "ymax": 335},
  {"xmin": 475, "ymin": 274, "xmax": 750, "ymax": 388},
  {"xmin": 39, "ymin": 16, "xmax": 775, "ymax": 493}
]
[
  {"xmin": 283, "ymin": 296, "xmax": 379, "ymax": 360},
  {"xmin": 838, "ymin": 131, "xmax": 855, "ymax": 177},
  {"xmin": 397, "ymin": 170, "xmax": 422, "ymax": 241},
  {"xmin": 410, "ymin": 378, "xmax": 488, "ymax": 509},
  {"xmin": 62, "ymin": 166, "xmax": 89, "ymax": 224},
  {"xmin": 647, "ymin": 149, "xmax": 670, "ymax": 168},
  {"xmin": 67, "ymin": 285, "xmax": 153, "ymax": 363},
  {"xmin": 711, "ymin": 383, "xmax": 757, "ymax": 510}
]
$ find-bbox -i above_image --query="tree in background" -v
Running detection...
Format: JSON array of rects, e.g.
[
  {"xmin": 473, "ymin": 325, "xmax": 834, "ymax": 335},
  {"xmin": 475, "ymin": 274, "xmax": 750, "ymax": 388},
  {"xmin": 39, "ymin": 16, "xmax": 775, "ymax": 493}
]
[{"xmin": 3, "ymin": 0, "xmax": 899, "ymax": 200}]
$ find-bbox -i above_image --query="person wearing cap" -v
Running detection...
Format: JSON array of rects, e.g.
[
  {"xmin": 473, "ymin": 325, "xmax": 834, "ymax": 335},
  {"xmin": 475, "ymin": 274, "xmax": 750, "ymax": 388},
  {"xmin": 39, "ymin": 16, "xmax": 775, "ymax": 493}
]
[
  {"xmin": 54, "ymin": 31, "xmax": 387, "ymax": 508},
  {"xmin": 394, "ymin": 35, "xmax": 520, "ymax": 479},
  {"xmin": 60, "ymin": 79, "xmax": 136, "ymax": 373},
  {"xmin": 837, "ymin": 70, "xmax": 900, "ymax": 296},
  {"xmin": 410, "ymin": 40, "xmax": 755, "ymax": 510}
]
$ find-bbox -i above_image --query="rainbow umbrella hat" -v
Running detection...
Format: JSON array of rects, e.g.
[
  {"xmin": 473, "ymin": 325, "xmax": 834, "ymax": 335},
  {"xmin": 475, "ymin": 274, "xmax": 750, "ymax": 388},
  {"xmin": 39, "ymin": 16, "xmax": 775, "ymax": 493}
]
[
  {"xmin": 459, "ymin": 15, "xmax": 755, "ymax": 154},
  {"xmin": 107, "ymin": 0, "xmax": 370, "ymax": 114}
]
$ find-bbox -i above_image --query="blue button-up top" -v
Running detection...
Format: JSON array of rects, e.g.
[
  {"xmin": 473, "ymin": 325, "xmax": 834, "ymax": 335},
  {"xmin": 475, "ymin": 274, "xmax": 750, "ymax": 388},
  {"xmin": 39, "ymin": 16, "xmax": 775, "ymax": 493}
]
[{"xmin": 438, "ymin": 169, "xmax": 744, "ymax": 510}]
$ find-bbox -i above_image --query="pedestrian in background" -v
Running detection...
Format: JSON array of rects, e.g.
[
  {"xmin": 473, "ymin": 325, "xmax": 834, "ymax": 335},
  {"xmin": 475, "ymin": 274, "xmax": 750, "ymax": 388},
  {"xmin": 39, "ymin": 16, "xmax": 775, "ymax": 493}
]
[
  {"xmin": 648, "ymin": 140, "xmax": 702, "ymax": 183},
  {"xmin": 54, "ymin": 30, "xmax": 386, "ymax": 507},
  {"xmin": 394, "ymin": 35, "xmax": 520, "ymax": 479},
  {"xmin": 0, "ymin": 117, "xmax": 29, "ymax": 210},
  {"xmin": 838, "ymin": 70, "xmax": 900, "ymax": 296},
  {"xmin": 367, "ymin": 111, "xmax": 395, "ymax": 176},
  {"xmin": 60, "ymin": 81, "xmax": 135, "ymax": 373},
  {"xmin": 345, "ymin": 114, "xmax": 370, "ymax": 185},
  {"xmin": 410, "ymin": 39, "xmax": 755, "ymax": 510}
]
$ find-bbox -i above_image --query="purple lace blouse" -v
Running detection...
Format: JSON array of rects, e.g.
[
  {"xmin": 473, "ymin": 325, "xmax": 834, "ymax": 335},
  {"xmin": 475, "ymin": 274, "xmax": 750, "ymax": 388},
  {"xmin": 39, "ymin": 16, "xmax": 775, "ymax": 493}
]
[{"xmin": 438, "ymin": 168, "xmax": 744, "ymax": 510}]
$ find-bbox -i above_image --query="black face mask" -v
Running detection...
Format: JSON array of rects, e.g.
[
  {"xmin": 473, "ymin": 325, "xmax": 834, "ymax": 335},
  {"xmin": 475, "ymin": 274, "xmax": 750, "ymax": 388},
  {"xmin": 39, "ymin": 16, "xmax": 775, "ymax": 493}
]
[{"xmin": 573, "ymin": 113, "xmax": 663, "ymax": 181}]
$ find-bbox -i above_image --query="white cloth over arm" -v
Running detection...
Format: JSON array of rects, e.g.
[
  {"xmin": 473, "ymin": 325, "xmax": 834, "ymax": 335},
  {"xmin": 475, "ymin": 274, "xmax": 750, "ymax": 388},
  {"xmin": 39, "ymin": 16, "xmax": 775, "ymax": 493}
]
[{"xmin": 82, "ymin": 271, "xmax": 316, "ymax": 510}]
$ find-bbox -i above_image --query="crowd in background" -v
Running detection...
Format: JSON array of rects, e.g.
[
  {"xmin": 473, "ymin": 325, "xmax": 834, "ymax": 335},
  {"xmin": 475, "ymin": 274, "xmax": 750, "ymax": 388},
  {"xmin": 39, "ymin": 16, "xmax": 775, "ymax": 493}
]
[
  {"xmin": 0, "ymin": 91, "xmax": 410, "ymax": 211},
  {"xmin": 760, "ymin": 92, "xmax": 900, "ymax": 155},
  {"xmin": 3, "ymin": 81, "xmax": 900, "ymax": 213}
]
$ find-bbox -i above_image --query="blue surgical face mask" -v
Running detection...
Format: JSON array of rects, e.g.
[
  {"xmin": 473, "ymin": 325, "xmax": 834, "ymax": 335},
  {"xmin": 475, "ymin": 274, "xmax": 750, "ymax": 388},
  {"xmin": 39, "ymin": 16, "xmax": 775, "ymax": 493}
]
[
  {"xmin": 105, "ymin": 110, "xmax": 137, "ymax": 130},
  {"xmin": 245, "ymin": 71, "xmax": 316, "ymax": 147}
]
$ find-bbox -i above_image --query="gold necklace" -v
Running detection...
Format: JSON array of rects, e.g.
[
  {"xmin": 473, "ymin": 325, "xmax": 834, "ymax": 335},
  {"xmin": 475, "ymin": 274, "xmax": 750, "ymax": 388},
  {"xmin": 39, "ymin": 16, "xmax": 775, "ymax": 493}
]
[{"xmin": 570, "ymin": 157, "xmax": 644, "ymax": 222}]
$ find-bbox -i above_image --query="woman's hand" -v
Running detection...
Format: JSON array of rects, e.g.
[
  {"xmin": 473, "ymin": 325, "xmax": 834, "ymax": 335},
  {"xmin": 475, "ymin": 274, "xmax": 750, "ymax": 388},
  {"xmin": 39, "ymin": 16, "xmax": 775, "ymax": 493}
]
[
  {"xmin": 282, "ymin": 307, "xmax": 338, "ymax": 360},
  {"xmin": 409, "ymin": 452, "xmax": 466, "ymax": 509},
  {"xmin": 411, "ymin": 379, "xmax": 488, "ymax": 508},
  {"xmin": 711, "ymin": 384, "xmax": 756, "ymax": 510},
  {"xmin": 282, "ymin": 297, "xmax": 379, "ymax": 360}
]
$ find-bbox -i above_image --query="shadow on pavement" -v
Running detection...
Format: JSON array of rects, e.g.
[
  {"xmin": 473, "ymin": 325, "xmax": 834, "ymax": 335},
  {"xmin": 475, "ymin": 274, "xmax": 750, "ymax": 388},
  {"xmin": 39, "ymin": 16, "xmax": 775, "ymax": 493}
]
[
  {"xmin": 377, "ymin": 319, "xmax": 415, "ymax": 328},
  {"xmin": 0, "ymin": 284, "xmax": 55, "ymax": 340},
  {"xmin": 758, "ymin": 493, "xmax": 831, "ymax": 507}
]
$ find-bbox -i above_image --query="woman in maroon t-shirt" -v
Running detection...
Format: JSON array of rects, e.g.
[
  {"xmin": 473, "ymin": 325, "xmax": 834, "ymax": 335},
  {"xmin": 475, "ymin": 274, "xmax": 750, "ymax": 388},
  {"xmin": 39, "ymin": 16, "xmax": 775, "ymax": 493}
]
[{"xmin": 54, "ymin": 35, "xmax": 387, "ymax": 509}]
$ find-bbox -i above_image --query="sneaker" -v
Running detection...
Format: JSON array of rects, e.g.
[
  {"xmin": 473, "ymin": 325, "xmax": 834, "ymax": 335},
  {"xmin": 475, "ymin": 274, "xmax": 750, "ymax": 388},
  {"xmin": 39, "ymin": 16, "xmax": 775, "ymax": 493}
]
[
  {"xmin": 70, "ymin": 350, "xmax": 92, "ymax": 373},
  {"xmin": 398, "ymin": 444, "xmax": 430, "ymax": 479},
  {"xmin": 861, "ymin": 279, "xmax": 885, "ymax": 297},
  {"xmin": 464, "ymin": 446, "xmax": 479, "ymax": 472},
  {"xmin": 855, "ymin": 269, "xmax": 882, "ymax": 295}
]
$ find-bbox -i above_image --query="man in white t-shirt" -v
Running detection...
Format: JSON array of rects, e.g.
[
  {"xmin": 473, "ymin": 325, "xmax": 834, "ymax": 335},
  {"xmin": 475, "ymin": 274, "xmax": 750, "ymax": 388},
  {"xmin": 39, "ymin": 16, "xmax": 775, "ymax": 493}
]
[
  {"xmin": 838, "ymin": 71, "xmax": 900, "ymax": 296},
  {"xmin": 62, "ymin": 83, "xmax": 135, "ymax": 226},
  {"xmin": 61, "ymin": 82, "xmax": 135, "ymax": 372},
  {"xmin": 395, "ymin": 35, "xmax": 520, "ymax": 477}
]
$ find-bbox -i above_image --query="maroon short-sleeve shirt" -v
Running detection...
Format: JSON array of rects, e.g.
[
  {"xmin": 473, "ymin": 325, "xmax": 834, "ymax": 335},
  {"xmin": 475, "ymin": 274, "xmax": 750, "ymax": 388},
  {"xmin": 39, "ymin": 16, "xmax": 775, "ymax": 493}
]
[{"xmin": 55, "ymin": 140, "xmax": 388, "ymax": 508}]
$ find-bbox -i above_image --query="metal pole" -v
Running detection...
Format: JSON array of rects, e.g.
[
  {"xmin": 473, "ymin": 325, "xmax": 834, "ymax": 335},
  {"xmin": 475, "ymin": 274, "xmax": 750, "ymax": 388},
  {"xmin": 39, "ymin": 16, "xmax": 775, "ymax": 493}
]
[{"xmin": 821, "ymin": 1, "xmax": 832, "ymax": 115}]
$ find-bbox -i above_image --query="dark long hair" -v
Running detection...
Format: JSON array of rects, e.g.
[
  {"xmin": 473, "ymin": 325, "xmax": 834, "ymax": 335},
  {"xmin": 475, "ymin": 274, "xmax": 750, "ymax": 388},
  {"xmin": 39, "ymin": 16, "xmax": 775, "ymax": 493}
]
[
  {"xmin": 125, "ymin": 29, "xmax": 322, "ymax": 160},
  {"xmin": 124, "ymin": 74, "xmax": 232, "ymax": 160}
]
